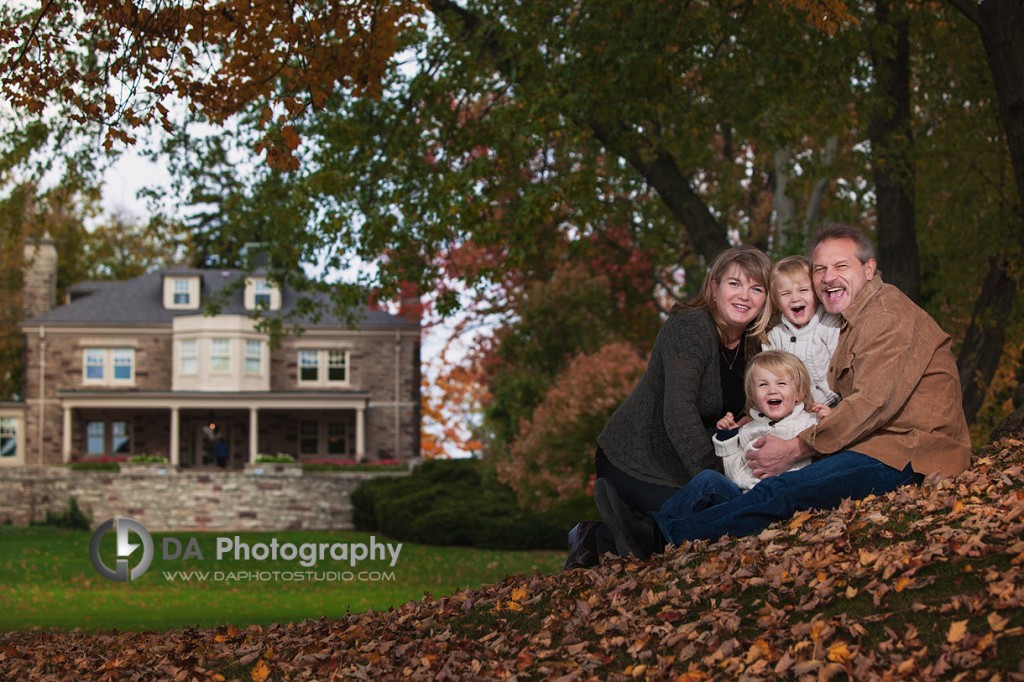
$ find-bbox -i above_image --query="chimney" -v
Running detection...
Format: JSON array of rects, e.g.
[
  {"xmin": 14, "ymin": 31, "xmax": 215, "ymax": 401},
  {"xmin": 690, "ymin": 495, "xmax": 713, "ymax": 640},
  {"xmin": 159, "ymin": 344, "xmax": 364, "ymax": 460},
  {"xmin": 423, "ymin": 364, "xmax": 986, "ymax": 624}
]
[{"xmin": 23, "ymin": 234, "xmax": 57, "ymax": 318}]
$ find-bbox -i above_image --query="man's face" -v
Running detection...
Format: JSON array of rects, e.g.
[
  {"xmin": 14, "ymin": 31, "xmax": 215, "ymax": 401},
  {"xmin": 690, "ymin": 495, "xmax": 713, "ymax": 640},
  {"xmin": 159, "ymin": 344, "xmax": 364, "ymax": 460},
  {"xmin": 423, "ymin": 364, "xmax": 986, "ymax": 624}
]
[{"xmin": 811, "ymin": 238, "xmax": 876, "ymax": 315}]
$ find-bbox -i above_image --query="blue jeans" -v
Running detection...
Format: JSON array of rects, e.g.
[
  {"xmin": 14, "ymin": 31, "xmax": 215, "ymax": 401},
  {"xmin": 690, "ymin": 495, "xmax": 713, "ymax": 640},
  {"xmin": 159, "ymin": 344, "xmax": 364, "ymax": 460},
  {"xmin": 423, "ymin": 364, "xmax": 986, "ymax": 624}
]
[{"xmin": 651, "ymin": 451, "xmax": 923, "ymax": 544}]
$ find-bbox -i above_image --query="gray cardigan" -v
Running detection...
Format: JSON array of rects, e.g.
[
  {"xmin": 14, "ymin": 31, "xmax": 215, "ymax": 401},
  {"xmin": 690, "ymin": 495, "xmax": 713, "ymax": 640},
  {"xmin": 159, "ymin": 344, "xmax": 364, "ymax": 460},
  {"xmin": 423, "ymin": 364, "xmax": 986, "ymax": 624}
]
[{"xmin": 597, "ymin": 307, "xmax": 725, "ymax": 488}]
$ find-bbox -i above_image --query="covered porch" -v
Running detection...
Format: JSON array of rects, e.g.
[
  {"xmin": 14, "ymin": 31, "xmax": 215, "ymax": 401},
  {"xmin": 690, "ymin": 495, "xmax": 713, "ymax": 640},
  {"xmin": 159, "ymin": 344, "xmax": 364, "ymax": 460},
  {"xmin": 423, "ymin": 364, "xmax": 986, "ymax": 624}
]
[{"xmin": 57, "ymin": 391, "xmax": 371, "ymax": 466}]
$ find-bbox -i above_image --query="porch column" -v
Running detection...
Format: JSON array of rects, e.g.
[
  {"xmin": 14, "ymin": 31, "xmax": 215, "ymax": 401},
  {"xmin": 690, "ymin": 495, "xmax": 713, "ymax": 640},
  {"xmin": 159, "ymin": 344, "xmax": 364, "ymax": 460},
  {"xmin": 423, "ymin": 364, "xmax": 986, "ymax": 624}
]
[
  {"xmin": 355, "ymin": 405, "xmax": 365, "ymax": 462},
  {"xmin": 62, "ymin": 406, "xmax": 72, "ymax": 462},
  {"xmin": 169, "ymin": 407, "xmax": 180, "ymax": 466},
  {"xmin": 249, "ymin": 407, "xmax": 259, "ymax": 464}
]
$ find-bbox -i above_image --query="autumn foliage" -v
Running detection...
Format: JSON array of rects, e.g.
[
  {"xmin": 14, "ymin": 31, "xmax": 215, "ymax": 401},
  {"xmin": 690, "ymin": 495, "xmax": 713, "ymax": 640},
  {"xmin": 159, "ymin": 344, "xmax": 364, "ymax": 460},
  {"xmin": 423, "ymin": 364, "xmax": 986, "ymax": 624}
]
[
  {"xmin": 3, "ymin": 440, "xmax": 1024, "ymax": 679},
  {"xmin": 497, "ymin": 341, "xmax": 648, "ymax": 510}
]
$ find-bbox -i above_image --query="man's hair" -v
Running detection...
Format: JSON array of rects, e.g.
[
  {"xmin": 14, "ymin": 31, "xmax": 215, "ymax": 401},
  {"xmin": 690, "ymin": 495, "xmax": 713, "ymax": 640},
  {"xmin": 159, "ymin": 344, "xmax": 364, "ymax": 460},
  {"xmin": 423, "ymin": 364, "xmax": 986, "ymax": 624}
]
[
  {"xmin": 674, "ymin": 245, "xmax": 773, "ymax": 343},
  {"xmin": 808, "ymin": 223, "xmax": 875, "ymax": 263},
  {"xmin": 744, "ymin": 349, "xmax": 815, "ymax": 411}
]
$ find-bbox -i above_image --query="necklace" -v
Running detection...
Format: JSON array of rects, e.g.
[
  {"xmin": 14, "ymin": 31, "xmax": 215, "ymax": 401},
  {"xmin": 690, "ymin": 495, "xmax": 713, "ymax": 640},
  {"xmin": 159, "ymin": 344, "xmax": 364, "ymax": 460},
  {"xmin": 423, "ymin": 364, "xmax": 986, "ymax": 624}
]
[{"xmin": 720, "ymin": 343, "xmax": 741, "ymax": 371}]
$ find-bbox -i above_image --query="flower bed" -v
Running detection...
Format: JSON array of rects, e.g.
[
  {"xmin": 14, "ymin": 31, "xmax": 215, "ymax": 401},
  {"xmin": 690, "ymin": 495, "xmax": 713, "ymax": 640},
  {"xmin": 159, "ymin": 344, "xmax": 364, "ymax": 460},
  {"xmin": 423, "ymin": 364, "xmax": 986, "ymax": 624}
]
[
  {"xmin": 68, "ymin": 455, "xmax": 128, "ymax": 471},
  {"xmin": 302, "ymin": 458, "xmax": 407, "ymax": 473}
]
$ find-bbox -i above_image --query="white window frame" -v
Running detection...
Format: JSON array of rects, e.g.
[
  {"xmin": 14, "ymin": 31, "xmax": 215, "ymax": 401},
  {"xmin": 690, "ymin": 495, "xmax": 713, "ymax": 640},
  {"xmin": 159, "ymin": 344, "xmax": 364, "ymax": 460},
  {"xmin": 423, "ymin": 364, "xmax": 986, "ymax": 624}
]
[
  {"xmin": 173, "ymin": 278, "xmax": 191, "ymax": 305},
  {"xmin": 0, "ymin": 418, "xmax": 17, "ymax": 458},
  {"xmin": 245, "ymin": 340, "xmax": 263, "ymax": 375},
  {"xmin": 297, "ymin": 349, "xmax": 350, "ymax": 387},
  {"xmin": 180, "ymin": 339, "xmax": 198, "ymax": 375},
  {"xmin": 298, "ymin": 418, "xmax": 352, "ymax": 457},
  {"xmin": 82, "ymin": 348, "xmax": 135, "ymax": 385},
  {"xmin": 254, "ymin": 280, "xmax": 273, "ymax": 308},
  {"xmin": 210, "ymin": 338, "xmax": 231, "ymax": 373},
  {"xmin": 85, "ymin": 419, "xmax": 132, "ymax": 456}
]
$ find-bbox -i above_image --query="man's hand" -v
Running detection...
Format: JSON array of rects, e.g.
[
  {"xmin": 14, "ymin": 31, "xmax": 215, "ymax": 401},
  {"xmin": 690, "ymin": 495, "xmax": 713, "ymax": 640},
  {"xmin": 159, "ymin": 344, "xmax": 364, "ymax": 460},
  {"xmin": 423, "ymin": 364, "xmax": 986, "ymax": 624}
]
[{"xmin": 746, "ymin": 434, "xmax": 815, "ymax": 478}]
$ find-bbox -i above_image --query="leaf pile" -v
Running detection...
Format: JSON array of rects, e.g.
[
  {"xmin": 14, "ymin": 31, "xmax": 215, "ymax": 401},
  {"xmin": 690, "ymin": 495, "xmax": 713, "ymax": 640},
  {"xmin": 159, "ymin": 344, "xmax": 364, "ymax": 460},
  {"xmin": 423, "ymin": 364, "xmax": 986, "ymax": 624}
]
[{"xmin": 3, "ymin": 440, "xmax": 1024, "ymax": 681}]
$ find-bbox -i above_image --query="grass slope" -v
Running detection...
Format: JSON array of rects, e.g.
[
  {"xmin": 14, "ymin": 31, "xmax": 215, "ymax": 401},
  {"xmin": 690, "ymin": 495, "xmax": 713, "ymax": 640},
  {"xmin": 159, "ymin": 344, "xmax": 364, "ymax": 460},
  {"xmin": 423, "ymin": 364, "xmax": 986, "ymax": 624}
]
[
  {"xmin": 0, "ymin": 529, "xmax": 563, "ymax": 632},
  {"xmin": 2, "ymin": 439, "xmax": 1023, "ymax": 680}
]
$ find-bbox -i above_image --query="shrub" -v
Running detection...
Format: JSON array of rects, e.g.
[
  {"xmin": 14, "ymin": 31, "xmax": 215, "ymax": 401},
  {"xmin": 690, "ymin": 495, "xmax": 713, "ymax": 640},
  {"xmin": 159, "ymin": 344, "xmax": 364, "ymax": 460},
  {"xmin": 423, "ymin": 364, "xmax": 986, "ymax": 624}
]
[
  {"xmin": 351, "ymin": 458, "xmax": 567, "ymax": 549},
  {"xmin": 498, "ymin": 341, "xmax": 648, "ymax": 510},
  {"xmin": 31, "ymin": 497, "xmax": 91, "ymax": 531},
  {"xmin": 255, "ymin": 453, "xmax": 295, "ymax": 463},
  {"xmin": 128, "ymin": 454, "xmax": 170, "ymax": 464}
]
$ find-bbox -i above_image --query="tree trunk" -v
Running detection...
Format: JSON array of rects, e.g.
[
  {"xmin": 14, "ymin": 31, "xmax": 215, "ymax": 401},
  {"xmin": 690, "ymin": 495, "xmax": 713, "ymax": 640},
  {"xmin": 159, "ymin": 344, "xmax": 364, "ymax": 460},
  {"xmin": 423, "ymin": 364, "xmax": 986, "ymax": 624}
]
[
  {"xmin": 870, "ymin": 0, "xmax": 920, "ymax": 303},
  {"xmin": 957, "ymin": 253, "xmax": 1017, "ymax": 423},
  {"xmin": 946, "ymin": 0, "xmax": 1024, "ymax": 423}
]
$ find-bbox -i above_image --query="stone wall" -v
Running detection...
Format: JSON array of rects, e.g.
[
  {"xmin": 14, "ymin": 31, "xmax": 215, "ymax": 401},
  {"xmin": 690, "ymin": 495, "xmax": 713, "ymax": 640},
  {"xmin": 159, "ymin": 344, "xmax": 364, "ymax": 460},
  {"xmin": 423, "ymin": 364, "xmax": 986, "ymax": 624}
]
[{"xmin": 0, "ymin": 467, "xmax": 408, "ymax": 531}]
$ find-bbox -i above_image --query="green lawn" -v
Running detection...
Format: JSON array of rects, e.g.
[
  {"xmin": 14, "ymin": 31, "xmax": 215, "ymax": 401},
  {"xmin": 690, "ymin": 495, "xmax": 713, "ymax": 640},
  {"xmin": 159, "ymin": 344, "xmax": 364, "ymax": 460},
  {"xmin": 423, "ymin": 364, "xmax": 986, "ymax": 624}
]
[{"xmin": 0, "ymin": 526, "xmax": 564, "ymax": 632}]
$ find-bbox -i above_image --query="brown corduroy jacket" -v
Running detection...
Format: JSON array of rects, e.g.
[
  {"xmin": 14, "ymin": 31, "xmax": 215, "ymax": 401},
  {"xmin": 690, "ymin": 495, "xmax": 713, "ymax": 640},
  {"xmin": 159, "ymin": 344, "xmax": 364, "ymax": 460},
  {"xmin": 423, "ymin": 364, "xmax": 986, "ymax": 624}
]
[{"xmin": 798, "ymin": 275, "xmax": 972, "ymax": 477}]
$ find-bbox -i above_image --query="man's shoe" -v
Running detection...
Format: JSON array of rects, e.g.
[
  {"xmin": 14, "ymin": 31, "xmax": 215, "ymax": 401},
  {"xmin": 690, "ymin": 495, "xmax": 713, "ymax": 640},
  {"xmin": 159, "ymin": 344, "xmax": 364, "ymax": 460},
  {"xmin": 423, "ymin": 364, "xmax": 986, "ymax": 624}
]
[
  {"xmin": 593, "ymin": 478, "xmax": 660, "ymax": 560},
  {"xmin": 563, "ymin": 521, "xmax": 600, "ymax": 571}
]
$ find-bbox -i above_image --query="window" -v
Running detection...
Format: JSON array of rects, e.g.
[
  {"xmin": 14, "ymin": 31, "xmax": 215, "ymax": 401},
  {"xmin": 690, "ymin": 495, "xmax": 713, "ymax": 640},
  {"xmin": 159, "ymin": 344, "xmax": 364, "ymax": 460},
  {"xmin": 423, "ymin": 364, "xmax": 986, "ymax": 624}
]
[
  {"xmin": 299, "ymin": 420, "xmax": 318, "ymax": 455},
  {"xmin": 327, "ymin": 351, "xmax": 347, "ymax": 382},
  {"xmin": 254, "ymin": 280, "xmax": 273, "ymax": 308},
  {"xmin": 83, "ymin": 348, "xmax": 134, "ymax": 385},
  {"xmin": 327, "ymin": 421, "xmax": 348, "ymax": 455},
  {"xmin": 86, "ymin": 422, "xmax": 104, "ymax": 455},
  {"xmin": 180, "ymin": 340, "xmax": 197, "ymax": 375},
  {"xmin": 211, "ymin": 338, "xmax": 230, "ymax": 372},
  {"xmin": 165, "ymin": 276, "xmax": 199, "ymax": 309},
  {"xmin": 112, "ymin": 421, "xmax": 131, "ymax": 454},
  {"xmin": 0, "ymin": 418, "xmax": 16, "ymax": 458},
  {"xmin": 299, "ymin": 350, "xmax": 319, "ymax": 382},
  {"xmin": 297, "ymin": 349, "xmax": 350, "ymax": 386},
  {"xmin": 86, "ymin": 420, "xmax": 132, "ymax": 456},
  {"xmin": 245, "ymin": 340, "xmax": 263, "ymax": 374},
  {"xmin": 84, "ymin": 349, "xmax": 105, "ymax": 380},
  {"xmin": 173, "ymin": 279, "xmax": 191, "ymax": 305},
  {"xmin": 112, "ymin": 349, "xmax": 133, "ymax": 380},
  {"xmin": 299, "ymin": 419, "xmax": 351, "ymax": 456}
]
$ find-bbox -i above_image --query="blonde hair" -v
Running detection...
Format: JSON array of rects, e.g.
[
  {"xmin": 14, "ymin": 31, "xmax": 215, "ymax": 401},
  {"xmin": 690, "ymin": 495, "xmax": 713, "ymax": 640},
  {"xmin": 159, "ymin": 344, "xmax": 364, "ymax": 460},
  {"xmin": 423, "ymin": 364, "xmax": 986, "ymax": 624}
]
[
  {"xmin": 674, "ymin": 245, "xmax": 773, "ymax": 345},
  {"xmin": 744, "ymin": 350, "xmax": 815, "ymax": 411},
  {"xmin": 769, "ymin": 255, "xmax": 815, "ymax": 312}
]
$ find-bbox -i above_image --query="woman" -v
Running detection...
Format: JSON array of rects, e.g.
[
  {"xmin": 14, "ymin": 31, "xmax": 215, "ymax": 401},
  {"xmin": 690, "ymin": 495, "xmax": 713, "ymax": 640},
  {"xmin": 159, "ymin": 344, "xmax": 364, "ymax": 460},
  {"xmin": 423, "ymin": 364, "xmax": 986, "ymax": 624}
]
[{"xmin": 566, "ymin": 245, "xmax": 772, "ymax": 569}]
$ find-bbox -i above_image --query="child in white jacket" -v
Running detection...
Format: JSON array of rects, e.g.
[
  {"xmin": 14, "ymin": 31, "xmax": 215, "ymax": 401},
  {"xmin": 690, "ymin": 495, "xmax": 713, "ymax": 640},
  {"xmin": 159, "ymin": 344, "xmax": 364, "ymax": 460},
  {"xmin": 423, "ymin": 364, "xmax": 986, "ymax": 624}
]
[
  {"xmin": 763, "ymin": 255, "xmax": 842, "ymax": 407},
  {"xmin": 715, "ymin": 350, "xmax": 832, "ymax": 490}
]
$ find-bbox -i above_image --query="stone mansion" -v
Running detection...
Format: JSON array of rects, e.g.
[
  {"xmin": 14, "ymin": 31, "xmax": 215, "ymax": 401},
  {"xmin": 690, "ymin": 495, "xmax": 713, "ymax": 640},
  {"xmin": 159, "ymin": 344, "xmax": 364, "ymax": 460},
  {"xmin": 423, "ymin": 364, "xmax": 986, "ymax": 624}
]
[{"xmin": 0, "ymin": 237, "xmax": 421, "ymax": 469}]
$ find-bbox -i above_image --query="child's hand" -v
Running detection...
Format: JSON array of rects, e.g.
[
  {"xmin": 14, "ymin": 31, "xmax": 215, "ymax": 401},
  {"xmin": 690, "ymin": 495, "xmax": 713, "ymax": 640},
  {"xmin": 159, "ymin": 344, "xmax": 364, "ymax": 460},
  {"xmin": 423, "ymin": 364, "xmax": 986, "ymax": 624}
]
[
  {"xmin": 811, "ymin": 403, "xmax": 832, "ymax": 419},
  {"xmin": 736, "ymin": 415, "xmax": 752, "ymax": 427},
  {"xmin": 717, "ymin": 412, "xmax": 738, "ymax": 430}
]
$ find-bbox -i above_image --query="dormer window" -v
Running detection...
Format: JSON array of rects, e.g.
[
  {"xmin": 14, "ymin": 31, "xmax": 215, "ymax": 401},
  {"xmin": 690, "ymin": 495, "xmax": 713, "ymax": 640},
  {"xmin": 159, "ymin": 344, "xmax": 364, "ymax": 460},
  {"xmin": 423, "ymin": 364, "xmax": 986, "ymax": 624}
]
[
  {"xmin": 245, "ymin": 277, "xmax": 281, "ymax": 311},
  {"xmin": 173, "ymin": 279, "xmax": 190, "ymax": 305},
  {"xmin": 164, "ymin": 275, "xmax": 200, "ymax": 310}
]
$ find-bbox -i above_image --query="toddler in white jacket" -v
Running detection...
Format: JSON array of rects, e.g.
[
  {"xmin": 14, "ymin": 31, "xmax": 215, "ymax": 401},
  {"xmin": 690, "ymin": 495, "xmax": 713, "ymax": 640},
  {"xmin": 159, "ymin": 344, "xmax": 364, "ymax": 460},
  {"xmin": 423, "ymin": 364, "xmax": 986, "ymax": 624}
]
[
  {"xmin": 763, "ymin": 255, "xmax": 841, "ymax": 406},
  {"xmin": 715, "ymin": 350, "xmax": 832, "ymax": 490}
]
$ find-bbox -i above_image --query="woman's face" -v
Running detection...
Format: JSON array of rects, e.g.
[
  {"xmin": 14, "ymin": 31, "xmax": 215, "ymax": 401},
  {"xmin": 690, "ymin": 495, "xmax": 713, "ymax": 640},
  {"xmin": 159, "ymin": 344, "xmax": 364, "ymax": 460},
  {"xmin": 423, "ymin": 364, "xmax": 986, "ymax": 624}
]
[{"xmin": 711, "ymin": 264, "xmax": 767, "ymax": 336}]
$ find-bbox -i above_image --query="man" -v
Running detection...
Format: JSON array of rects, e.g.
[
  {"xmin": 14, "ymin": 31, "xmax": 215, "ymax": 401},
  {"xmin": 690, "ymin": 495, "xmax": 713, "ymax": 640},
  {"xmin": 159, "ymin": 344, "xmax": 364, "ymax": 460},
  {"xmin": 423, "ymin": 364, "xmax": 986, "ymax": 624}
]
[{"xmin": 597, "ymin": 223, "xmax": 972, "ymax": 558}]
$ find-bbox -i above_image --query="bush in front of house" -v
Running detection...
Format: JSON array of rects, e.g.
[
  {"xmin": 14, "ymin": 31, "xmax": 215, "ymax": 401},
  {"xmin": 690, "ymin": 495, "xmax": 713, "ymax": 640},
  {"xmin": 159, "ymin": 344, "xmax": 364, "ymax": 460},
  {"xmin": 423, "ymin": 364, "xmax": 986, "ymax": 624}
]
[
  {"xmin": 352, "ymin": 458, "xmax": 569, "ymax": 550},
  {"xmin": 31, "ymin": 496, "xmax": 92, "ymax": 531}
]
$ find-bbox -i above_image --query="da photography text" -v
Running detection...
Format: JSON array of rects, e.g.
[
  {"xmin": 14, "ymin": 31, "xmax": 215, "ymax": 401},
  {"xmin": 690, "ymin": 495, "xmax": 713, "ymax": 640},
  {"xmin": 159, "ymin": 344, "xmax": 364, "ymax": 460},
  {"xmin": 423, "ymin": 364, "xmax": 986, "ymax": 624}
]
[
  {"xmin": 165, "ymin": 535, "xmax": 403, "ymax": 568},
  {"xmin": 89, "ymin": 516, "xmax": 402, "ymax": 583}
]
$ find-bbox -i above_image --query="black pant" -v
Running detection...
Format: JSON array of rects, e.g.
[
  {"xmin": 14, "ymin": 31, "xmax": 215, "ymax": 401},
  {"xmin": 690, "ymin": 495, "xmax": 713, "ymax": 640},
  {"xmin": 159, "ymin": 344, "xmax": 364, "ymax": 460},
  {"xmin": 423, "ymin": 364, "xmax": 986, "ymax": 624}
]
[
  {"xmin": 594, "ymin": 447, "xmax": 679, "ymax": 511},
  {"xmin": 591, "ymin": 448, "xmax": 680, "ymax": 555}
]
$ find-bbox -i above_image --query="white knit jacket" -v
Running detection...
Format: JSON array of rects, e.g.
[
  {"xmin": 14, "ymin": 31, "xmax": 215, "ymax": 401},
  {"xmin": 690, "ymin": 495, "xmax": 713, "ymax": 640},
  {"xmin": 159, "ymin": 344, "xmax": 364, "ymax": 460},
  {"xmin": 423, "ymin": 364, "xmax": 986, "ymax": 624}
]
[
  {"xmin": 714, "ymin": 403, "xmax": 819, "ymax": 490},
  {"xmin": 764, "ymin": 305, "xmax": 842, "ymax": 406}
]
